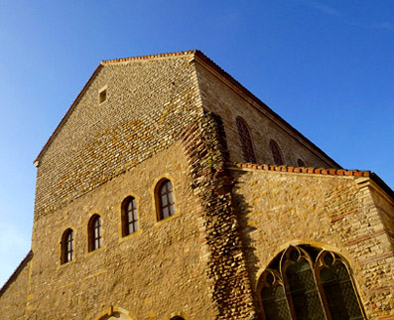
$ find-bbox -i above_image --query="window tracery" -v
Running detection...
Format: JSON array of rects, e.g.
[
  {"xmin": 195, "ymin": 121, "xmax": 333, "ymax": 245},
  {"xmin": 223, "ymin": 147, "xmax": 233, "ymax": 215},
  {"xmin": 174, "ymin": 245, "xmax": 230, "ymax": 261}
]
[{"xmin": 258, "ymin": 245, "xmax": 364, "ymax": 320}]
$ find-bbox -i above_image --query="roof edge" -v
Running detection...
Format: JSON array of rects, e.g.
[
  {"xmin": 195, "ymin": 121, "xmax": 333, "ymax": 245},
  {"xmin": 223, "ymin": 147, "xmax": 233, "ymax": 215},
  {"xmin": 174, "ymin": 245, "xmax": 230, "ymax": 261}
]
[
  {"xmin": 34, "ymin": 50, "xmax": 199, "ymax": 164},
  {"xmin": 370, "ymin": 173, "xmax": 394, "ymax": 201},
  {"xmin": 34, "ymin": 49, "xmax": 341, "ymax": 167},
  {"xmin": 227, "ymin": 161, "xmax": 370, "ymax": 177},
  {"xmin": 101, "ymin": 50, "xmax": 198, "ymax": 64},
  {"xmin": 227, "ymin": 162, "xmax": 393, "ymax": 201},
  {"xmin": 0, "ymin": 250, "xmax": 33, "ymax": 297},
  {"xmin": 34, "ymin": 64, "xmax": 103, "ymax": 163},
  {"xmin": 191, "ymin": 51, "xmax": 341, "ymax": 169}
]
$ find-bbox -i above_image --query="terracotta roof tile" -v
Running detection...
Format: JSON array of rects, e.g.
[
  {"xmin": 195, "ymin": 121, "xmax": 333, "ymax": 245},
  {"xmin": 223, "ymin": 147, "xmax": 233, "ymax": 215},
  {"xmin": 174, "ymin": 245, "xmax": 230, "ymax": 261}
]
[
  {"xmin": 227, "ymin": 163, "xmax": 392, "ymax": 199},
  {"xmin": 226, "ymin": 162, "xmax": 371, "ymax": 178}
]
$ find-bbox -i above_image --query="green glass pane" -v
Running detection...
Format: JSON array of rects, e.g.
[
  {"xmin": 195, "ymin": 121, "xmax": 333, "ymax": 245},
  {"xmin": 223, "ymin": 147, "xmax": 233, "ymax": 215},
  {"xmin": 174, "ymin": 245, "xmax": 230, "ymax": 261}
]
[
  {"xmin": 320, "ymin": 263, "xmax": 363, "ymax": 320},
  {"xmin": 261, "ymin": 284, "xmax": 292, "ymax": 320},
  {"xmin": 286, "ymin": 260, "xmax": 325, "ymax": 320}
]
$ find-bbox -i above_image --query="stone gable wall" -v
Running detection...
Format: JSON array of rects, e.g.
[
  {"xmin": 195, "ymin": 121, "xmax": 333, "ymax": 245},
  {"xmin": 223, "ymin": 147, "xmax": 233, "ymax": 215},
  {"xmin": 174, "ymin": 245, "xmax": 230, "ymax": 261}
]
[
  {"xmin": 232, "ymin": 168, "xmax": 393, "ymax": 319},
  {"xmin": 0, "ymin": 254, "xmax": 31, "ymax": 319},
  {"xmin": 369, "ymin": 185, "xmax": 394, "ymax": 248},
  {"xmin": 194, "ymin": 61, "xmax": 338, "ymax": 169},
  {"xmin": 34, "ymin": 55, "xmax": 202, "ymax": 220}
]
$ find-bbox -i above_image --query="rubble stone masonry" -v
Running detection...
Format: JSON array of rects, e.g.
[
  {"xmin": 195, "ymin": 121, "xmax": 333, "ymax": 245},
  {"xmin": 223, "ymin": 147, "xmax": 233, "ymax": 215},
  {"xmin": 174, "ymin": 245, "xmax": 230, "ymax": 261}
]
[
  {"xmin": 230, "ymin": 166, "xmax": 393, "ymax": 319},
  {"xmin": 0, "ymin": 51, "xmax": 392, "ymax": 319}
]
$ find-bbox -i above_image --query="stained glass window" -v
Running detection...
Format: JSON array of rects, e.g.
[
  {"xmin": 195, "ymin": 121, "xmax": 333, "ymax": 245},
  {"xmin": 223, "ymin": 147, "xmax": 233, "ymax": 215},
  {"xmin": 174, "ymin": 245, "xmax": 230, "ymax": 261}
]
[
  {"xmin": 260, "ymin": 271, "xmax": 292, "ymax": 320},
  {"xmin": 258, "ymin": 245, "xmax": 365, "ymax": 320},
  {"xmin": 318, "ymin": 253, "xmax": 364, "ymax": 320}
]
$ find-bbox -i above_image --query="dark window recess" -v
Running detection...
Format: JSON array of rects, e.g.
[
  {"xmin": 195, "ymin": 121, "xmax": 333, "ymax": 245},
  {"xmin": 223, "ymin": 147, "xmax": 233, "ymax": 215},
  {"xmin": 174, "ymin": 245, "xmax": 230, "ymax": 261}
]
[
  {"xmin": 297, "ymin": 158, "xmax": 306, "ymax": 167},
  {"xmin": 62, "ymin": 229, "xmax": 74, "ymax": 264},
  {"xmin": 158, "ymin": 180, "xmax": 175, "ymax": 220},
  {"xmin": 270, "ymin": 140, "xmax": 284, "ymax": 165},
  {"xmin": 122, "ymin": 196, "xmax": 138, "ymax": 236},
  {"xmin": 89, "ymin": 215, "xmax": 102, "ymax": 251},
  {"xmin": 236, "ymin": 117, "xmax": 257, "ymax": 163},
  {"xmin": 99, "ymin": 89, "xmax": 107, "ymax": 103}
]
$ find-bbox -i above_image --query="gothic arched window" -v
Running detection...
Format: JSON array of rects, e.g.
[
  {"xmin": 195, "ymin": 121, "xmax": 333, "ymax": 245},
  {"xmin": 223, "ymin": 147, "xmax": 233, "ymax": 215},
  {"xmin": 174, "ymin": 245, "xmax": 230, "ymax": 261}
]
[
  {"xmin": 88, "ymin": 214, "xmax": 102, "ymax": 251},
  {"xmin": 121, "ymin": 196, "xmax": 138, "ymax": 236},
  {"xmin": 269, "ymin": 139, "xmax": 284, "ymax": 165},
  {"xmin": 61, "ymin": 228, "xmax": 74, "ymax": 264},
  {"xmin": 156, "ymin": 179, "xmax": 175, "ymax": 221},
  {"xmin": 258, "ymin": 245, "xmax": 365, "ymax": 320},
  {"xmin": 236, "ymin": 117, "xmax": 257, "ymax": 163}
]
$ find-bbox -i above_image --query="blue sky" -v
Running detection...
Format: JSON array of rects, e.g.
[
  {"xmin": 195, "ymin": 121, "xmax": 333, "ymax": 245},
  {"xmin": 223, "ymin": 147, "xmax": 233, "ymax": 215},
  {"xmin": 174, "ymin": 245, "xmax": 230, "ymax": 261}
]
[{"xmin": 0, "ymin": 0, "xmax": 393, "ymax": 287}]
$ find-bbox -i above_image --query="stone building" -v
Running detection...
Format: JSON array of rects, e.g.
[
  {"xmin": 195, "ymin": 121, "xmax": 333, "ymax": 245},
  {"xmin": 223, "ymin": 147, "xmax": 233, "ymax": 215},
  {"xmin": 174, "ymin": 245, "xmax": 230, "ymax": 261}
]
[{"xmin": 0, "ymin": 50, "xmax": 392, "ymax": 320}]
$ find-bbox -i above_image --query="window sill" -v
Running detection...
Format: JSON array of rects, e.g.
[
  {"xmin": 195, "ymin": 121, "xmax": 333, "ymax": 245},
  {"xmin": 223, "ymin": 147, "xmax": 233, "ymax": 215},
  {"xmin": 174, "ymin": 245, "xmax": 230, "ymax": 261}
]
[
  {"xmin": 154, "ymin": 212, "xmax": 180, "ymax": 226},
  {"xmin": 118, "ymin": 229, "xmax": 142, "ymax": 243},
  {"xmin": 58, "ymin": 258, "xmax": 77, "ymax": 270},
  {"xmin": 85, "ymin": 246, "xmax": 105, "ymax": 259}
]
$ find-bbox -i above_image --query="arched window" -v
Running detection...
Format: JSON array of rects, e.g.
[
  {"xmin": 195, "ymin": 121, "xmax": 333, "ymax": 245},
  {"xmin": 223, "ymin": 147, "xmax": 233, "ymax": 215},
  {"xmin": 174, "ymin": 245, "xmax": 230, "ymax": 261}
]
[
  {"xmin": 61, "ymin": 228, "xmax": 74, "ymax": 264},
  {"xmin": 236, "ymin": 117, "xmax": 257, "ymax": 163},
  {"xmin": 258, "ymin": 245, "xmax": 364, "ymax": 320},
  {"xmin": 88, "ymin": 214, "xmax": 102, "ymax": 251},
  {"xmin": 156, "ymin": 179, "xmax": 175, "ymax": 220},
  {"xmin": 297, "ymin": 158, "xmax": 305, "ymax": 167},
  {"xmin": 121, "ymin": 196, "xmax": 138, "ymax": 236},
  {"xmin": 269, "ymin": 139, "xmax": 284, "ymax": 165},
  {"xmin": 170, "ymin": 317, "xmax": 185, "ymax": 320}
]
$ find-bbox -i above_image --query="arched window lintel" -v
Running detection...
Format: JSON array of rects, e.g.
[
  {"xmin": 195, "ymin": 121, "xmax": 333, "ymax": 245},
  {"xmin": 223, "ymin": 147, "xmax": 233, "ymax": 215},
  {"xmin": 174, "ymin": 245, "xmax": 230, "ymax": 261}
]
[
  {"xmin": 60, "ymin": 228, "xmax": 75, "ymax": 264},
  {"xmin": 154, "ymin": 177, "xmax": 176, "ymax": 221},
  {"xmin": 121, "ymin": 196, "xmax": 139, "ymax": 236},
  {"xmin": 88, "ymin": 214, "xmax": 103, "ymax": 252}
]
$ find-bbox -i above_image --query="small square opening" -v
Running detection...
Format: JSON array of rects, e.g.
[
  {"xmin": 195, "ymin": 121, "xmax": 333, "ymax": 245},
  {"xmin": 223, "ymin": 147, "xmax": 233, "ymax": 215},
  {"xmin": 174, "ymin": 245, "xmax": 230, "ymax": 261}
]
[{"xmin": 99, "ymin": 89, "xmax": 107, "ymax": 103}]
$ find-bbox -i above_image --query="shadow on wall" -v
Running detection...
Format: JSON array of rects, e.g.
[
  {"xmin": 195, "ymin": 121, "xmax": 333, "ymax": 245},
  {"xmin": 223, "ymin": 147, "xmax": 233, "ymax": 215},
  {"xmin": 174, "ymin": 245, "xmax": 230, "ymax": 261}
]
[
  {"xmin": 231, "ymin": 170, "xmax": 260, "ymax": 304},
  {"xmin": 100, "ymin": 312, "xmax": 131, "ymax": 320}
]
